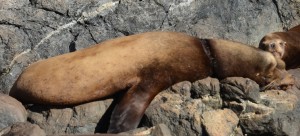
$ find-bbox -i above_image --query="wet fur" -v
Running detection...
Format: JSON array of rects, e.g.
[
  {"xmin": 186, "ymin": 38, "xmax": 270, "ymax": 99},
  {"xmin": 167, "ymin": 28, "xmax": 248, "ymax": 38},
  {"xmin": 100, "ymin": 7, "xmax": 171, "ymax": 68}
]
[{"xmin": 9, "ymin": 32, "xmax": 293, "ymax": 133}]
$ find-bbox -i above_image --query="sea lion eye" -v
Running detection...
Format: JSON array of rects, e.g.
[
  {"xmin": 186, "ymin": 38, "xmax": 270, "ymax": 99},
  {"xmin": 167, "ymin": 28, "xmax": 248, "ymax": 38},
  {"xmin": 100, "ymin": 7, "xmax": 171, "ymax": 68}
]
[
  {"xmin": 270, "ymin": 43, "xmax": 275, "ymax": 48},
  {"xmin": 280, "ymin": 42, "xmax": 286, "ymax": 47}
]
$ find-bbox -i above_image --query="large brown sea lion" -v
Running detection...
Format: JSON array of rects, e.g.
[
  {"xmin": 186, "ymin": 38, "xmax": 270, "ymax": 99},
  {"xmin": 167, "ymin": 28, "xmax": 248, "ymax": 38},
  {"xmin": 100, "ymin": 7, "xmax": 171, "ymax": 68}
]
[
  {"xmin": 9, "ymin": 32, "xmax": 294, "ymax": 133},
  {"xmin": 259, "ymin": 25, "xmax": 300, "ymax": 69}
]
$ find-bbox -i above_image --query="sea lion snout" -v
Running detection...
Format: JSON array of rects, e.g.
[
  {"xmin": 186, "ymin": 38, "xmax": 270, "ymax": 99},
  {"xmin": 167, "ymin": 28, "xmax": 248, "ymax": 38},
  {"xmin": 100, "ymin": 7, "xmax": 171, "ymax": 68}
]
[{"xmin": 259, "ymin": 38, "xmax": 286, "ymax": 58}]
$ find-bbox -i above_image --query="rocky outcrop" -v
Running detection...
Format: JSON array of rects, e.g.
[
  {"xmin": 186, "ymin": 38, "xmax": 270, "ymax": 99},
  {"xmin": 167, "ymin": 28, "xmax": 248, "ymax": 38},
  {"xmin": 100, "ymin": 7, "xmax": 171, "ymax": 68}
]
[
  {"xmin": 143, "ymin": 75, "xmax": 300, "ymax": 136},
  {"xmin": 1, "ymin": 0, "xmax": 300, "ymax": 136},
  {"xmin": 1, "ymin": 0, "xmax": 300, "ymax": 94},
  {"xmin": 4, "ymin": 74, "xmax": 300, "ymax": 136},
  {"xmin": 0, "ymin": 93, "xmax": 27, "ymax": 130},
  {"xmin": 0, "ymin": 122, "xmax": 46, "ymax": 136},
  {"xmin": 26, "ymin": 99, "xmax": 113, "ymax": 135}
]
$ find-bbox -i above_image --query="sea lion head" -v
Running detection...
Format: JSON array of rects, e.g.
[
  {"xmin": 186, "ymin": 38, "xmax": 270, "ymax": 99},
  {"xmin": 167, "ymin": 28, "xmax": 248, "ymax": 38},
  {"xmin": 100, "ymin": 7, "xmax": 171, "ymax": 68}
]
[{"xmin": 259, "ymin": 33, "xmax": 286, "ymax": 58}]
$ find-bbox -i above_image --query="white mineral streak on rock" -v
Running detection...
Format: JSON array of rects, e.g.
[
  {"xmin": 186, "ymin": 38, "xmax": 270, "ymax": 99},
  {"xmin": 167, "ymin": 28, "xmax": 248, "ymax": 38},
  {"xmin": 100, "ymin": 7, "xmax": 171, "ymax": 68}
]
[{"xmin": 8, "ymin": 1, "xmax": 119, "ymax": 68}]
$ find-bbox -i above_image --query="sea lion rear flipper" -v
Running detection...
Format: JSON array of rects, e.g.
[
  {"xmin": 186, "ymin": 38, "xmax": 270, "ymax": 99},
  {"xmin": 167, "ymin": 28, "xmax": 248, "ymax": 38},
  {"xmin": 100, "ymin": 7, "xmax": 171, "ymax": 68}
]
[{"xmin": 107, "ymin": 83, "xmax": 161, "ymax": 133}]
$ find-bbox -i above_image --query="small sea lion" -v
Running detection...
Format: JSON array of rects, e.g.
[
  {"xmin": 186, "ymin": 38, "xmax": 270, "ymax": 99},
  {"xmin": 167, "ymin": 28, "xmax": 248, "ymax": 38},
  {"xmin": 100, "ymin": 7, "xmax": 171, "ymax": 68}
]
[{"xmin": 259, "ymin": 25, "xmax": 300, "ymax": 69}]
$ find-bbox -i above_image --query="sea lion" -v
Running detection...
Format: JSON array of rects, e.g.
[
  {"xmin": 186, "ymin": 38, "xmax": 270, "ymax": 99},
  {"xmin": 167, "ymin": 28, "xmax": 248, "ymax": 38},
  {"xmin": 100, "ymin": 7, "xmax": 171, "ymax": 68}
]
[
  {"xmin": 259, "ymin": 25, "xmax": 300, "ymax": 69},
  {"xmin": 9, "ymin": 31, "xmax": 294, "ymax": 133}
]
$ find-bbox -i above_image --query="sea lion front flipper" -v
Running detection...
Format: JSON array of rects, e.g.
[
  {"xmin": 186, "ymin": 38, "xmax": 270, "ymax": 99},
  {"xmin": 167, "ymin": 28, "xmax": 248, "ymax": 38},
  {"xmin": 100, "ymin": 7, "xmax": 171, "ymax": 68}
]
[{"xmin": 107, "ymin": 82, "xmax": 161, "ymax": 133}]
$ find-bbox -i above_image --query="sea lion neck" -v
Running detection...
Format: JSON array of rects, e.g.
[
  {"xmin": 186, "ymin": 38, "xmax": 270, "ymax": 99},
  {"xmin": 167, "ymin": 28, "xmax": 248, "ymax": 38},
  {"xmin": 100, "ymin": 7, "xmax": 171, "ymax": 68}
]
[{"xmin": 199, "ymin": 39, "xmax": 216, "ymax": 77}]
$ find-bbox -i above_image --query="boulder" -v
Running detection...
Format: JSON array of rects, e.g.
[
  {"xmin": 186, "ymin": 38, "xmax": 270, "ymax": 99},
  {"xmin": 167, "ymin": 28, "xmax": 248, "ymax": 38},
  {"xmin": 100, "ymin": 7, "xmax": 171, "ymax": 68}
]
[
  {"xmin": 144, "ymin": 87, "xmax": 204, "ymax": 136},
  {"xmin": 119, "ymin": 124, "xmax": 172, "ymax": 136},
  {"xmin": 0, "ymin": 93, "xmax": 27, "ymax": 130},
  {"xmin": 221, "ymin": 77, "xmax": 260, "ymax": 103},
  {"xmin": 191, "ymin": 77, "xmax": 222, "ymax": 109},
  {"xmin": 27, "ymin": 99, "xmax": 112, "ymax": 135},
  {"xmin": 1, "ymin": 122, "xmax": 46, "ymax": 136},
  {"xmin": 201, "ymin": 109, "xmax": 242, "ymax": 136}
]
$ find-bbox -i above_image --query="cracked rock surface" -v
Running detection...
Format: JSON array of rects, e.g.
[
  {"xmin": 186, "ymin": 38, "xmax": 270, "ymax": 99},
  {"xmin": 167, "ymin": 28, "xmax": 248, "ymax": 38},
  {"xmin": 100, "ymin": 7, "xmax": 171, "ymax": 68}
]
[
  {"xmin": 1, "ymin": 0, "xmax": 300, "ymax": 93},
  {"xmin": 0, "ymin": 93, "xmax": 27, "ymax": 130},
  {"xmin": 1, "ymin": 0, "xmax": 300, "ymax": 136},
  {"xmin": 11, "ymin": 75, "xmax": 300, "ymax": 135}
]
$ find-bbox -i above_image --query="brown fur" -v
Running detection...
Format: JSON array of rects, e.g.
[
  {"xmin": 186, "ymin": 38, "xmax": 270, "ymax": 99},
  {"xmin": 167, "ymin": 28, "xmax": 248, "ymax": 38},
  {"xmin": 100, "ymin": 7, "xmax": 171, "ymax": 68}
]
[
  {"xmin": 259, "ymin": 25, "xmax": 300, "ymax": 69},
  {"xmin": 9, "ymin": 32, "xmax": 294, "ymax": 133}
]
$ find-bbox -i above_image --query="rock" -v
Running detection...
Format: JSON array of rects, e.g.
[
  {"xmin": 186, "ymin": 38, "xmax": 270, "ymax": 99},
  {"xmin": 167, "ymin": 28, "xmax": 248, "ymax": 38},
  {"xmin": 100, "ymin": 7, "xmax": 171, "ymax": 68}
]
[
  {"xmin": 119, "ymin": 124, "xmax": 172, "ymax": 136},
  {"xmin": 191, "ymin": 77, "xmax": 222, "ymax": 109},
  {"xmin": 288, "ymin": 68, "xmax": 300, "ymax": 89},
  {"xmin": 201, "ymin": 109, "xmax": 241, "ymax": 136},
  {"xmin": 144, "ymin": 87, "xmax": 204, "ymax": 136},
  {"xmin": 0, "ymin": 126, "xmax": 11, "ymax": 136},
  {"xmin": 220, "ymin": 76, "xmax": 300, "ymax": 136},
  {"xmin": 118, "ymin": 126, "xmax": 151, "ymax": 136},
  {"xmin": 0, "ymin": 0, "xmax": 119, "ymax": 94},
  {"xmin": 260, "ymin": 90, "xmax": 298, "ymax": 112},
  {"xmin": 0, "ymin": 0, "xmax": 29, "ymax": 10},
  {"xmin": 27, "ymin": 99, "xmax": 112, "ymax": 135},
  {"xmin": 235, "ymin": 89, "xmax": 300, "ymax": 136},
  {"xmin": 151, "ymin": 124, "xmax": 172, "ymax": 136},
  {"xmin": 221, "ymin": 77, "xmax": 260, "ymax": 103},
  {"xmin": 272, "ymin": 0, "xmax": 300, "ymax": 30},
  {"xmin": 1, "ymin": 0, "xmax": 300, "ymax": 94},
  {"xmin": 239, "ymin": 100, "xmax": 300, "ymax": 136},
  {"xmin": 191, "ymin": 77, "xmax": 220, "ymax": 98},
  {"xmin": 171, "ymin": 81, "xmax": 192, "ymax": 97},
  {"xmin": 0, "ymin": 93, "xmax": 27, "ymax": 130},
  {"xmin": 1, "ymin": 0, "xmax": 300, "ymax": 136},
  {"xmin": 2, "ymin": 122, "xmax": 46, "ymax": 136}
]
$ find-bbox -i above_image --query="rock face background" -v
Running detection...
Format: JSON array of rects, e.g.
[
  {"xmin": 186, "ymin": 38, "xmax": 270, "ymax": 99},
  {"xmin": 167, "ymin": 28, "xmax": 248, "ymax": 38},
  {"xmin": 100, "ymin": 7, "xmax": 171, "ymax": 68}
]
[
  {"xmin": 1, "ymin": 0, "xmax": 300, "ymax": 136},
  {"xmin": 1, "ymin": 0, "xmax": 300, "ymax": 93}
]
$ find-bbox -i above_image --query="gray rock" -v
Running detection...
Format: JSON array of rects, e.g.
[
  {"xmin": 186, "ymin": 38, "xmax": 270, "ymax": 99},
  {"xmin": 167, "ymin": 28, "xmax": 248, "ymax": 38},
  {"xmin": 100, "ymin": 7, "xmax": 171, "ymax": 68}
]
[
  {"xmin": 201, "ymin": 109, "xmax": 241, "ymax": 136},
  {"xmin": 27, "ymin": 99, "xmax": 112, "ymax": 135},
  {"xmin": 143, "ymin": 78, "xmax": 223, "ymax": 136},
  {"xmin": 1, "ymin": 0, "xmax": 300, "ymax": 136},
  {"xmin": 0, "ymin": 93, "xmax": 27, "ymax": 130},
  {"xmin": 221, "ymin": 77, "xmax": 260, "ymax": 103},
  {"xmin": 238, "ymin": 99, "xmax": 300, "ymax": 136},
  {"xmin": 288, "ymin": 68, "xmax": 300, "ymax": 89},
  {"xmin": 0, "ymin": 0, "xmax": 118, "ymax": 94},
  {"xmin": 220, "ymin": 74, "xmax": 300, "ymax": 136},
  {"xmin": 239, "ymin": 101, "xmax": 276, "ymax": 135},
  {"xmin": 0, "ymin": 0, "xmax": 30, "ymax": 10},
  {"xmin": 2, "ymin": 122, "xmax": 46, "ymax": 136},
  {"xmin": 118, "ymin": 123, "xmax": 171, "ymax": 136},
  {"xmin": 191, "ymin": 77, "xmax": 222, "ymax": 109},
  {"xmin": 235, "ymin": 89, "xmax": 300, "ymax": 136},
  {"xmin": 1, "ymin": 0, "xmax": 300, "ymax": 94},
  {"xmin": 272, "ymin": 0, "xmax": 300, "ymax": 30},
  {"xmin": 144, "ymin": 88, "xmax": 204, "ymax": 136},
  {"xmin": 191, "ymin": 77, "xmax": 220, "ymax": 98},
  {"xmin": 170, "ymin": 81, "xmax": 192, "ymax": 97},
  {"xmin": 151, "ymin": 124, "xmax": 172, "ymax": 136},
  {"xmin": 260, "ymin": 90, "xmax": 298, "ymax": 112}
]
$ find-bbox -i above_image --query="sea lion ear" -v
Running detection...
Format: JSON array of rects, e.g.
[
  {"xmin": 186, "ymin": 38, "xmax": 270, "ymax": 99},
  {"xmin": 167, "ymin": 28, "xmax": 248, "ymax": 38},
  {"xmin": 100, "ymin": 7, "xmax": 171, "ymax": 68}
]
[{"xmin": 283, "ymin": 41, "xmax": 287, "ymax": 46}]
